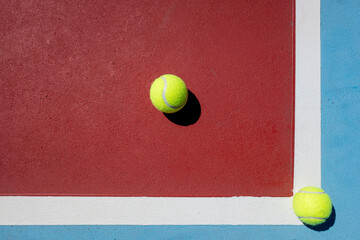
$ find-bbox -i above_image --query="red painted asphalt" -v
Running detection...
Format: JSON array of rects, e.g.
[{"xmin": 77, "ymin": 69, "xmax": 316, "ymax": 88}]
[{"xmin": 0, "ymin": 0, "xmax": 294, "ymax": 197}]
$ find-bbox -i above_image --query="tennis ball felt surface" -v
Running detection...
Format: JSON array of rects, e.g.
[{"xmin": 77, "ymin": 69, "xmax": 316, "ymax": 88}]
[
  {"xmin": 150, "ymin": 74, "xmax": 188, "ymax": 113},
  {"xmin": 293, "ymin": 186, "xmax": 332, "ymax": 226}
]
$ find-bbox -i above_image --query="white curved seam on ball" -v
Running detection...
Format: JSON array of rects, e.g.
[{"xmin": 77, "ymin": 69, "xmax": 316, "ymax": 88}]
[
  {"xmin": 161, "ymin": 76, "xmax": 180, "ymax": 109},
  {"xmin": 298, "ymin": 191, "xmax": 326, "ymax": 194},
  {"xmin": 298, "ymin": 216, "xmax": 326, "ymax": 220}
]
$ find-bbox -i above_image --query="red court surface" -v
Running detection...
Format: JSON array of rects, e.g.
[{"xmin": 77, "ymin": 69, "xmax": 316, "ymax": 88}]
[{"xmin": 0, "ymin": 0, "xmax": 294, "ymax": 197}]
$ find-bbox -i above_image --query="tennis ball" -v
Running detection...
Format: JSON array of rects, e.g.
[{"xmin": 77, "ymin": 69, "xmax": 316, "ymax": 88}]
[
  {"xmin": 293, "ymin": 186, "xmax": 332, "ymax": 226},
  {"xmin": 150, "ymin": 74, "xmax": 188, "ymax": 113}
]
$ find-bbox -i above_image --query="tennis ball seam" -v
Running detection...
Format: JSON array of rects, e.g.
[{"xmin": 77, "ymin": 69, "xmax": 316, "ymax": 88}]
[
  {"xmin": 298, "ymin": 216, "xmax": 326, "ymax": 220},
  {"xmin": 298, "ymin": 191, "xmax": 325, "ymax": 194},
  {"xmin": 161, "ymin": 76, "xmax": 185, "ymax": 109}
]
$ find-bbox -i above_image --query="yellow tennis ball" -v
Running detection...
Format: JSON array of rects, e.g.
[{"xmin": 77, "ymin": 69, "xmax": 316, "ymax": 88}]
[
  {"xmin": 150, "ymin": 74, "xmax": 188, "ymax": 113},
  {"xmin": 293, "ymin": 186, "xmax": 332, "ymax": 226}
]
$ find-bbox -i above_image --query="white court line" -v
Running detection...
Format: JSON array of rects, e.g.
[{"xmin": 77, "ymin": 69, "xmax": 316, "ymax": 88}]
[{"xmin": 0, "ymin": 0, "xmax": 320, "ymax": 225}]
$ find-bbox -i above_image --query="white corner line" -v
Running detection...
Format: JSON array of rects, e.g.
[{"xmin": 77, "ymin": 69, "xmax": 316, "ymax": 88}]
[{"xmin": 293, "ymin": 0, "xmax": 321, "ymax": 193}]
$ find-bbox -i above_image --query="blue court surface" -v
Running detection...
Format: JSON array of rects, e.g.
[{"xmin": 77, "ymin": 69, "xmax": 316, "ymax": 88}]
[{"xmin": 1, "ymin": 0, "xmax": 360, "ymax": 239}]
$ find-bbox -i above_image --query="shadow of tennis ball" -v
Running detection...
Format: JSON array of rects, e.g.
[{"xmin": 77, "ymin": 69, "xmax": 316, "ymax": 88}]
[{"xmin": 163, "ymin": 90, "xmax": 201, "ymax": 126}]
